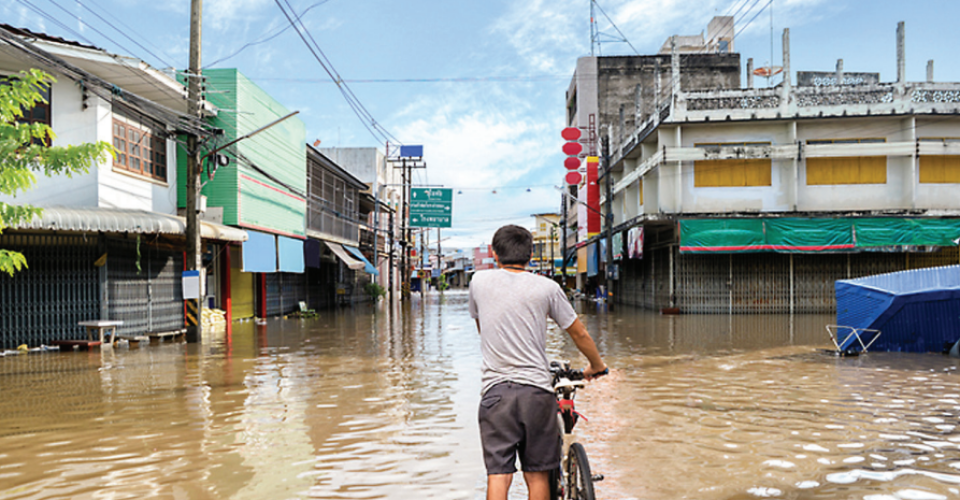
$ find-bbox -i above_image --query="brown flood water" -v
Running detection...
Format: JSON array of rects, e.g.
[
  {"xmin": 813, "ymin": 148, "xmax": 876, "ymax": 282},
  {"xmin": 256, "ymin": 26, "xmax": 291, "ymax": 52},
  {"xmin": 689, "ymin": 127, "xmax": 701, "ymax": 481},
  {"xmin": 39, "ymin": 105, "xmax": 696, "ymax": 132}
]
[{"xmin": 1, "ymin": 290, "xmax": 959, "ymax": 500}]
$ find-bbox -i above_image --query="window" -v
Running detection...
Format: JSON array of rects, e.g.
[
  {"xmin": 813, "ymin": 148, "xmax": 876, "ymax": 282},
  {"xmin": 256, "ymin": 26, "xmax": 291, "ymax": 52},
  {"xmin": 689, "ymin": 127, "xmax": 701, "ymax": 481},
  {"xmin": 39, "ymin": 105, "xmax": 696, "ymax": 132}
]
[
  {"xmin": 112, "ymin": 119, "xmax": 167, "ymax": 181},
  {"xmin": 694, "ymin": 142, "xmax": 772, "ymax": 187},
  {"xmin": 919, "ymin": 138, "xmax": 960, "ymax": 184},
  {"xmin": 805, "ymin": 138, "xmax": 886, "ymax": 185},
  {"xmin": 2, "ymin": 76, "xmax": 52, "ymax": 145}
]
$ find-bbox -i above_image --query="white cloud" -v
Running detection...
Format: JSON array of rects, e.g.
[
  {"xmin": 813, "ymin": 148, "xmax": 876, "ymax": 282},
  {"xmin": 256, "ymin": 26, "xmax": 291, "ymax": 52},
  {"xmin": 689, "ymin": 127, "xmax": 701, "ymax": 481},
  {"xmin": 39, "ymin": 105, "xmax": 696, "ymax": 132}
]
[
  {"xmin": 205, "ymin": 0, "xmax": 274, "ymax": 32},
  {"xmin": 391, "ymin": 84, "xmax": 565, "ymax": 247}
]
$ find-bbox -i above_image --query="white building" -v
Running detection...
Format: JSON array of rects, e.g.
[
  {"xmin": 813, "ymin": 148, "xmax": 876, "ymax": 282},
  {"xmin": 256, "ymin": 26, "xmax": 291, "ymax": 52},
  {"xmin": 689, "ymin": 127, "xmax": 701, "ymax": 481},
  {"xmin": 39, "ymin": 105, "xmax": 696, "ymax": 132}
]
[{"xmin": 591, "ymin": 22, "xmax": 960, "ymax": 313}]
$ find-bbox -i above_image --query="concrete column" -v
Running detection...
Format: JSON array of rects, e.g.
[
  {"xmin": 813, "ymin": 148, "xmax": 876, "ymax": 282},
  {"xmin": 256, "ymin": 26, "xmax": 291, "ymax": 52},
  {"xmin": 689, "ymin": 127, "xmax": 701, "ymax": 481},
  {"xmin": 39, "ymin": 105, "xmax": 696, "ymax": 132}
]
[
  {"xmin": 654, "ymin": 58, "xmax": 662, "ymax": 114},
  {"xmin": 789, "ymin": 120, "xmax": 799, "ymax": 210},
  {"xmin": 897, "ymin": 21, "xmax": 906, "ymax": 83},
  {"xmin": 781, "ymin": 29, "xmax": 791, "ymax": 114},
  {"xmin": 836, "ymin": 59, "xmax": 844, "ymax": 86},
  {"xmin": 908, "ymin": 116, "xmax": 918, "ymax": 209},
  {"xmin": 675, "ymin": 126, "xmax": 682, "ymax": 213},
  {"xmin": 927, "ymin": 60, "xmax": 934, "ymax": 82},
  {"xmin": 635, "ymin": 84, "xmax": 643, "ymax": 123},
  {"xmin": 671, "ymin": 36, "xmax": 680, "ymax": 97},
  {"xmin": 747, "ymin": 58, "xmax": 754, "ymax": 89}
]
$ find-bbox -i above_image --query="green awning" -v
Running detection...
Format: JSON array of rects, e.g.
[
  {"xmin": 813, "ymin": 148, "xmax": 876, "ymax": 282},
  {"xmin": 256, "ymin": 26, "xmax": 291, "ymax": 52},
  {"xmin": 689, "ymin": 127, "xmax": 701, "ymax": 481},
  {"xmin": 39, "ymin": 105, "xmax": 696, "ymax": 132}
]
[{"xmin": 680, "ymin": 218, "xmax": 960, "ymax": 253}]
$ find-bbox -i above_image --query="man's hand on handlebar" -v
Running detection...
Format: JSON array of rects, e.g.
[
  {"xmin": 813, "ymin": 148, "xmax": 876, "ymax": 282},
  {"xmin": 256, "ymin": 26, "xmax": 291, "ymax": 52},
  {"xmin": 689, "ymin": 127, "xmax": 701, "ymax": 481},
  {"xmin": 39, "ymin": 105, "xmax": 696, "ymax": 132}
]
[{"xmin": 583, "ymin": 364, "xmax": 609, "ymax": 380}]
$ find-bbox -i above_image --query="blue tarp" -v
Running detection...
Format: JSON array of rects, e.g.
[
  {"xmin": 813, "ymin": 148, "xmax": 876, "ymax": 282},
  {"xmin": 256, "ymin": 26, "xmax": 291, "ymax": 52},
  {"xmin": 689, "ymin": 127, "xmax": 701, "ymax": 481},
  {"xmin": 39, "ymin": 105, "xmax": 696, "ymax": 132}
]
[
  {"xmin": 278, "ymin": 236, "xmax": 305, "ymax": 273},
  {"xmin": 242, "ymin": 230, "xmax": 276, "ymax": 273},
  {"xmin": 836, "ymin": 265, "xmax": 960, "ymax": 352},
  {"xmin": 344, "ymin": 245, "xmax": 380, "ymax": 276}
]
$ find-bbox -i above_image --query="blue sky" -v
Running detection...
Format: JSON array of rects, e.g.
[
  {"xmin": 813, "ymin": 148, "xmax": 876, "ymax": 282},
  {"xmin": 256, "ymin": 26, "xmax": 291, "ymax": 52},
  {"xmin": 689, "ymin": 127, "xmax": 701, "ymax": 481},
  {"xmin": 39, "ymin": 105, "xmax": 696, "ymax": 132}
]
[{"xmin": 5, "ymin": 0, "xmax": 960, "ymax": 248}]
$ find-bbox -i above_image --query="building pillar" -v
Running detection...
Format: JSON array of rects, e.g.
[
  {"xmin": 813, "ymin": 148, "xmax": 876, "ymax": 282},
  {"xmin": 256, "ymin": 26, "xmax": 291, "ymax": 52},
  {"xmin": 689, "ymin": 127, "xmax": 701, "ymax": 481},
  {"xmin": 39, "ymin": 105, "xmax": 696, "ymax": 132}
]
[
  {"xmin": 781, "ymin": 28, "xmax": 791, "ymax": 115},
  {"xmin": 897, "ymin": 21, "xmax": 906, "ymax": 84},
  {"xmin": 747, "ymin": 58, "xmax": 754, "ymax": 89},
  {"xmin": 927, "ymin": 60, "xmax": 934, "ymax": 82},
  {"xmin": 836, "ymin": 59, "xmax": 844, "ymax": 86}
]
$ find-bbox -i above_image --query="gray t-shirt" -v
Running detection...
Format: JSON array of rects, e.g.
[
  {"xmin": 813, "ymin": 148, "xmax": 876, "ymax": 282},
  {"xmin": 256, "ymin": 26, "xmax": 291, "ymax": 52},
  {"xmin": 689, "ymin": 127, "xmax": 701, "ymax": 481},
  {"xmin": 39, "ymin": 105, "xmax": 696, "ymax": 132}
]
[{"xmin": 469, "ymin": 269, "xmax": 579, "ymax": 395}]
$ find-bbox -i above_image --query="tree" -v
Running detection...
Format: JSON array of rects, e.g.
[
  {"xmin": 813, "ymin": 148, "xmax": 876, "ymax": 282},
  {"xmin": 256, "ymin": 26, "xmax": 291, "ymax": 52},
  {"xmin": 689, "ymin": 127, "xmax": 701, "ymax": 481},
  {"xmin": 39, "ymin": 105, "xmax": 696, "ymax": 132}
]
[{"xmin": 0, "ymin": 69, "xmax": 113, "ymax": 276}]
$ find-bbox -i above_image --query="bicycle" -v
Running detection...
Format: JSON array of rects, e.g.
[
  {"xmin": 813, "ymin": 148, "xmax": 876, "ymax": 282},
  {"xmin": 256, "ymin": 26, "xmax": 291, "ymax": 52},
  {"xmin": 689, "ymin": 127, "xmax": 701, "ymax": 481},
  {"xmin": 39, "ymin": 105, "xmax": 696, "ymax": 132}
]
[{"xmin": 548, "ymin": 360, "xmax": 608, "ymax": 500}]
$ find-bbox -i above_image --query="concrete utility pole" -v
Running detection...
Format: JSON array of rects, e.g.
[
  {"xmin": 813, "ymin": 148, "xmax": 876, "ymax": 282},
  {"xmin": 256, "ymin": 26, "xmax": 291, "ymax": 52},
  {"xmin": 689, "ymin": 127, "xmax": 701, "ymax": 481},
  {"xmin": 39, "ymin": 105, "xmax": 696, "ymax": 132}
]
[
  {"xmin": 185, "ymin": 0, "xmax": 203, "ymax": 343},
  {"xmin": 602, "ymin": 135, "xmax": 613, "ymax": 308}
]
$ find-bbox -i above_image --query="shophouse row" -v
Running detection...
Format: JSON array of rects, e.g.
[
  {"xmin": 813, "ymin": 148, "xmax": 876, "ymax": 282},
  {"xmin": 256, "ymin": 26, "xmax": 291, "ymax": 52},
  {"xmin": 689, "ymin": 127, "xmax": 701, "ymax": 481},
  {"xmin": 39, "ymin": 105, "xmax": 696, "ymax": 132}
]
[
  {"xmin": 0, "ymin": 25, "xmax": 403, "ymax": 348},
  {"xmin": 564, "ymin": 17, "xmax": 960, "ymax": 313}
]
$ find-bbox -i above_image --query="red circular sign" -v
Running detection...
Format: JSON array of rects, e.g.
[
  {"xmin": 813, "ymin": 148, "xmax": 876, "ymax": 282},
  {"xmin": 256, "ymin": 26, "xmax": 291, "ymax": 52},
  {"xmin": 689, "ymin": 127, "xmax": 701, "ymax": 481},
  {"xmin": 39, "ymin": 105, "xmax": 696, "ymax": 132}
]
[
  {"xmin": 564, "ymin": 157, "xmax": 580, "ymax": 170},
  {"xmin": 561, "ymin": 127, "xmax": 582, "ymax": 141},
  {"xmin": 565, "ymin": 172, "xmax": 582, "ymax": 185},
  {"xmin": 562, "ymin": 141, "xmax": 583, "ymax": 156}
]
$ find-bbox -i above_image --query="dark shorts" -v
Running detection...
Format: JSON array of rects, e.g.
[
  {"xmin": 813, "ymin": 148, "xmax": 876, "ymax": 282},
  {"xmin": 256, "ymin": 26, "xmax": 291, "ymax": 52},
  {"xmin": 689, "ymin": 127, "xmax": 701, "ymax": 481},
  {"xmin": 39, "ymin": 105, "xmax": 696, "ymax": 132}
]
[{"xmin": 478, "ymin": 381, "xmax": 561, "ymax": 475}]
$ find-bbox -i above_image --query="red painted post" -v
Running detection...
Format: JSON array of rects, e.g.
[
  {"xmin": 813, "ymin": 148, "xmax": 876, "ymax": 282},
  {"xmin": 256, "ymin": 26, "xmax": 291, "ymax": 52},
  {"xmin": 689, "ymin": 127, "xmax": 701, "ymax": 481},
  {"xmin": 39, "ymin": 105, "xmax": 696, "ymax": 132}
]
[{"xmin": 223, "ymin": 243, "xmax": 232, "ymax": 324}]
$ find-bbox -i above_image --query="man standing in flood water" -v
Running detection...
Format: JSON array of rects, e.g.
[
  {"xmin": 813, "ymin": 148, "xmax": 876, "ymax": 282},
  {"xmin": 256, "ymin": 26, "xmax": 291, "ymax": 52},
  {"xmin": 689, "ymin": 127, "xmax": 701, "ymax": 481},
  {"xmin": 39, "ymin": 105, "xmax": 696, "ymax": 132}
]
[{"xmin": 469, "ymin": 224, "xmax": 607, "ymax": 500}]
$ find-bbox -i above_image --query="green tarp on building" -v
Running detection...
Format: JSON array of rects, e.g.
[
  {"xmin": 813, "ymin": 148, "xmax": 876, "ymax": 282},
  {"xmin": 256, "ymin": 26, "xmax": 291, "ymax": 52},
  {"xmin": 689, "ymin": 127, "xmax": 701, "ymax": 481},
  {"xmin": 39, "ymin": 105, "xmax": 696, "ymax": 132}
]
[{"xmin": 680, "ymin": 218, "xmax": 960, "ymax": 253}]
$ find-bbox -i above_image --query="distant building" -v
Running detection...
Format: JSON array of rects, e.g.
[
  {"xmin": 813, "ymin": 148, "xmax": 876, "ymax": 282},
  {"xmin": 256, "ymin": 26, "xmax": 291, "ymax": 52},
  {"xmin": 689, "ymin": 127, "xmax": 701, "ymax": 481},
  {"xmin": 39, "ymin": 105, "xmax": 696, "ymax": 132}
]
[
  {"xmin": 531, "ymin": 213, "xmax": 561, "ymax": 276},
  {"xmin": 564, "ymin": 16, "xmax": 742, "ymax": 293},
  {"xmin": 320, "ymin": 147, "xmax": 402, "ymax": 299}
]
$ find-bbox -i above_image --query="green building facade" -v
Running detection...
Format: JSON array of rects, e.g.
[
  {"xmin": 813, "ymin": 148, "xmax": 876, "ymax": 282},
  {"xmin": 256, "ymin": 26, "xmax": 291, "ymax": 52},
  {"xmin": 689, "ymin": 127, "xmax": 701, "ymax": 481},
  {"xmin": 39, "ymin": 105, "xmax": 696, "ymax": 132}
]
[{"xmin": 179, "ymin": 69, "xmax": 306, "ymax": 237}]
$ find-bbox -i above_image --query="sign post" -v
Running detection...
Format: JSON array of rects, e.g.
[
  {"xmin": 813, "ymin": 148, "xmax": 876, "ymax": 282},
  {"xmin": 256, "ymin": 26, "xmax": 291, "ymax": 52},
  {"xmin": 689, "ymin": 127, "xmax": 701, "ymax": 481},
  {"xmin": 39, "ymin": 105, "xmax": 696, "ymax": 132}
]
[{"xmin": 410, "ymin": 188, "xmax": 453, "ymax": 228}]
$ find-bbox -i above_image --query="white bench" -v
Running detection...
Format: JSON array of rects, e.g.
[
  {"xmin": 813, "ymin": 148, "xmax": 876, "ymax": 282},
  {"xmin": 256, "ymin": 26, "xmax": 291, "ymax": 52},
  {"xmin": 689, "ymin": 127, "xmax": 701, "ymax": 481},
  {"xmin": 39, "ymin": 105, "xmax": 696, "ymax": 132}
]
[{"xmin": 77, "ymin": 320, "xmax": 123, "ymax": 344}]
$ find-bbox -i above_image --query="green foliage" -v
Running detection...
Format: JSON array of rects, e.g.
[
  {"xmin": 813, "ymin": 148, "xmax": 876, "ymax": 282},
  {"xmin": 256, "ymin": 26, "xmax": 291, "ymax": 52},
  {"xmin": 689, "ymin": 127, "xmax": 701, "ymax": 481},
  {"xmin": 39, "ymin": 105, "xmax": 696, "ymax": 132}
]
[
  {"xmin": 364, "ymin": 282, "xmax": 387, "ymax": 301},
  {"xmin": 0, "ymin": 70, "xmax": 114, "ymax": 276}
]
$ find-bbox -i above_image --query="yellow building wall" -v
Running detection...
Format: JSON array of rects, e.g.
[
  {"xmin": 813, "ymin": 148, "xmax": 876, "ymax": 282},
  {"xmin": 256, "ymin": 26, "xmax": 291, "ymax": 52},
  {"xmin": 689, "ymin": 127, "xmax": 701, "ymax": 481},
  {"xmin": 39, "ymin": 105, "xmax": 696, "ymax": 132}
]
[{"xmin": 230, "ymin": 246, "xmax": 255, "ymax": 320}]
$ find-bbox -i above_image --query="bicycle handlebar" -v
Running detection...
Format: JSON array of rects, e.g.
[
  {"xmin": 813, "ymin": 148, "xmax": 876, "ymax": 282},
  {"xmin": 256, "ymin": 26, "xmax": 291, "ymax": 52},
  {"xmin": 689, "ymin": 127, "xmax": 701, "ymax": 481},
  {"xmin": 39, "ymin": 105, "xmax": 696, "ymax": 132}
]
[{"xmin": 550, "ymin": 361, "xmax": 609, "ymax": 382}]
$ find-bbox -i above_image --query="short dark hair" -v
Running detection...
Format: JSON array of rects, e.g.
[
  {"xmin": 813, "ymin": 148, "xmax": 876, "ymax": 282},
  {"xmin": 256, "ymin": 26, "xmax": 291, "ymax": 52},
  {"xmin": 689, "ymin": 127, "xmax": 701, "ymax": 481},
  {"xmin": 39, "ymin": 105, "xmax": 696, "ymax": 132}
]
[{"xmin": 492, "ymin": 225, "xmax": 532, "ymax": 266}]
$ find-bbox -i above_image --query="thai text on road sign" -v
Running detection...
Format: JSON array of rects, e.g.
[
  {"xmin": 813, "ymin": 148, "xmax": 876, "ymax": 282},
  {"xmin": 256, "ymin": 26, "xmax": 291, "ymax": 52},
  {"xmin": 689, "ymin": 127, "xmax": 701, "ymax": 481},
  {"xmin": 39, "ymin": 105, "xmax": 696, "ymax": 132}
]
[{"xmin": 410, "ymin": 188, "xmax": 452, "ymax": 228}]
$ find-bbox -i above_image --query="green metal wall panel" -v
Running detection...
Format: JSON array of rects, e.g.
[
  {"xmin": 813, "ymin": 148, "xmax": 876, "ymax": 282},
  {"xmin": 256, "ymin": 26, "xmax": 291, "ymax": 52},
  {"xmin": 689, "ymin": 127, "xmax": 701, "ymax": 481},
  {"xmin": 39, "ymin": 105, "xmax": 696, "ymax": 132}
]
[
  {"xmin": 239, "ymin": 174, "xmax": 306, "ymax": 236},
  {"xmin": 177, "ymin": 69, "xmax": 304, "ymax": 232}
]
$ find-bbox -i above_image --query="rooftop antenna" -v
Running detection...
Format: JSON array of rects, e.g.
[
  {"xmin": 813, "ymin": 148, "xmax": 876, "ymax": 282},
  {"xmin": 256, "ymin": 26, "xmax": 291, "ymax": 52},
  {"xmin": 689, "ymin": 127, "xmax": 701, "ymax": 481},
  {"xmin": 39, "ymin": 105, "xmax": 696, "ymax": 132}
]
[{"xmin": 590, "ymin": 0, "xmax": 639, "ymax": 56}]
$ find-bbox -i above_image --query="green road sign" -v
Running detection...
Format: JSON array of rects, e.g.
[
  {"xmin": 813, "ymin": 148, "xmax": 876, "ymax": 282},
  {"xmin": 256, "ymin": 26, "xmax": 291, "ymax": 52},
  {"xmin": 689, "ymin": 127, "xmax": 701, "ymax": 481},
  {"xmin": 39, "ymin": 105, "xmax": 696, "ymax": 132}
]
[{"xmin": 410, "ymin": 188, "xmax": 452, "ymax": 227}]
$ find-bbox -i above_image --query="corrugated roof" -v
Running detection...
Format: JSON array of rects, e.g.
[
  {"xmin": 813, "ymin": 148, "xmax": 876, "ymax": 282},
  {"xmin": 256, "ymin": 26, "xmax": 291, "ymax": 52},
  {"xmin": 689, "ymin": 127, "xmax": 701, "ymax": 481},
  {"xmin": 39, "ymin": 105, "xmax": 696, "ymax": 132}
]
[{"xmin": 12, "ymin": 207, "xmax": 248, "ymax": 242}]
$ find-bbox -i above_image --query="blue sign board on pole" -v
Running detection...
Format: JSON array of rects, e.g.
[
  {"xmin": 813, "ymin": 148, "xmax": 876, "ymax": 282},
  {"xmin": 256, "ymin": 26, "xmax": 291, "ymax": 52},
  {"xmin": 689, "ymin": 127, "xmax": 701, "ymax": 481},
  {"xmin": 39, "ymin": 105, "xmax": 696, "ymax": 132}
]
[{"xmin": 400, "ymin": 145, "xmax": 423, "ymax": 158}]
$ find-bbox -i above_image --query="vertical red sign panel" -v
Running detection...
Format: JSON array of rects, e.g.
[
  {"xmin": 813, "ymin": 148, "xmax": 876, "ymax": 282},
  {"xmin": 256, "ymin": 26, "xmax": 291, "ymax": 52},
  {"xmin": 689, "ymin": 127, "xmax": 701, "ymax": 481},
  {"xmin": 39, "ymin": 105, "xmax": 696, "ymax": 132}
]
[{"xmin": 586, "ymin": 156, "xmax": 600, "ymax": 236}]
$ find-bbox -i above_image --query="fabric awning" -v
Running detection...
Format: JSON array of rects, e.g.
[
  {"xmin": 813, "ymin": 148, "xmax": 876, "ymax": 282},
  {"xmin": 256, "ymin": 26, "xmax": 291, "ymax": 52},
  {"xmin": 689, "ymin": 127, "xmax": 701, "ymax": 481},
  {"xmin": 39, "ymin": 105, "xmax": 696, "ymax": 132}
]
[
  {"xmin": 243, "ymin": 230, "xmax": 276, "ymax": 273},
  {"xmin": 277, "ymin": 236, "xmax": 305, "ymax": 273},
  {"xmin": 12, "ymin": 206, "xmax": 248, "ymax": 242},
  {"xmin": 343, "ymin": 245, "xmax": 380, "ymax": 276},
  {"xmin": 324, "ymin": 242, "xmax": 364, "ymax": 270},
  {"xmin": 680, "ymin": 218, "xmax": 960, "ymax": 253}
]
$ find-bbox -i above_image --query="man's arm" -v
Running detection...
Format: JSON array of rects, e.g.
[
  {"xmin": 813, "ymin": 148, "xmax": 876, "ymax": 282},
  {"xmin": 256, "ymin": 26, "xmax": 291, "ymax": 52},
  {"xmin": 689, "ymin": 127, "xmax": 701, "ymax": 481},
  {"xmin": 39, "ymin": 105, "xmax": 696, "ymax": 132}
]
[{"xmin": 564, "ymin": 318, "xmax": 607, "ymax": 379}]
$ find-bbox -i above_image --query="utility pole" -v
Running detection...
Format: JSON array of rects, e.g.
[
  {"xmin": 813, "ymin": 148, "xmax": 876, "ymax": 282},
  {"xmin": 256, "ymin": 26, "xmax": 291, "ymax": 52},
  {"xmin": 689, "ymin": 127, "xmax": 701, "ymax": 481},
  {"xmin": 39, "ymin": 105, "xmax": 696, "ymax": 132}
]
[
  {"xmin": 602, "ymin": 136, "xmax": 614, "ymax": 308},
  {"xmin": 436, "ymin": 228, "xmax": 441, "ymax": 288},
  {"xmin": 401, "ymin": 158, "xmax": 408, "ymax": 298},
  {"xmin": 561, "ymin": 189, "xmax": 567, "ymax": 284},
  {"xmin": 185, "ymin": 0, "xmax": 203, "ymax": 342}
]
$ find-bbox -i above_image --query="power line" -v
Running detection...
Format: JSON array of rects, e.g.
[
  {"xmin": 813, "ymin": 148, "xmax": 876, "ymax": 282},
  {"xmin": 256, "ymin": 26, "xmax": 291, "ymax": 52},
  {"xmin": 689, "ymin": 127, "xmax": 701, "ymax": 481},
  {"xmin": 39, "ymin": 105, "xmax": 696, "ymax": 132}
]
[
  {"xmin": 204, "ymin": 0, "xmax": 332, "ymax": 69},
  {"xmin": 274, "ymin": 0, "xmax": 401, "ymax": 146},
  {"xmin": 70, "ymin": 0, "xmax": 178, "ymax": 69}
]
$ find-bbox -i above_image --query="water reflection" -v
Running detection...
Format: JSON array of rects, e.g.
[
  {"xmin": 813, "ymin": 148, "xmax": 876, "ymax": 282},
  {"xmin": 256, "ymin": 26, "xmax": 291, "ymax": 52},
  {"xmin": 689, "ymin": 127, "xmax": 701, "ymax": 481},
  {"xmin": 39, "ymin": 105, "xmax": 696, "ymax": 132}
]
[{"xmin": 0, "ymin": 291, "xmax": 958, "ymax": 500}]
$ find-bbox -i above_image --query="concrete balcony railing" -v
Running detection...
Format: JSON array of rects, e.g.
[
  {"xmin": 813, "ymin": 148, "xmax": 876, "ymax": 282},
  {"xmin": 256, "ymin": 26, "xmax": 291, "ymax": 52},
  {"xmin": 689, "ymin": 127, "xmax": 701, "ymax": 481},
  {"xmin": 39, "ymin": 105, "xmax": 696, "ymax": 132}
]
[{"xmin": 676, "ymin": 82, "xmax": 960, "ymax": 123}]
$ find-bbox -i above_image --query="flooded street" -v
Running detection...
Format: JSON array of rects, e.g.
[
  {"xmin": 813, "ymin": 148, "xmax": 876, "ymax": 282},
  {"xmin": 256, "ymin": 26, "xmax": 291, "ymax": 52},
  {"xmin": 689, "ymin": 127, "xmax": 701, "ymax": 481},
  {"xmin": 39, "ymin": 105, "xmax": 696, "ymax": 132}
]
[{"xmin": 2, "ymin": 291, "xmax": 959, "ymax": 500}]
